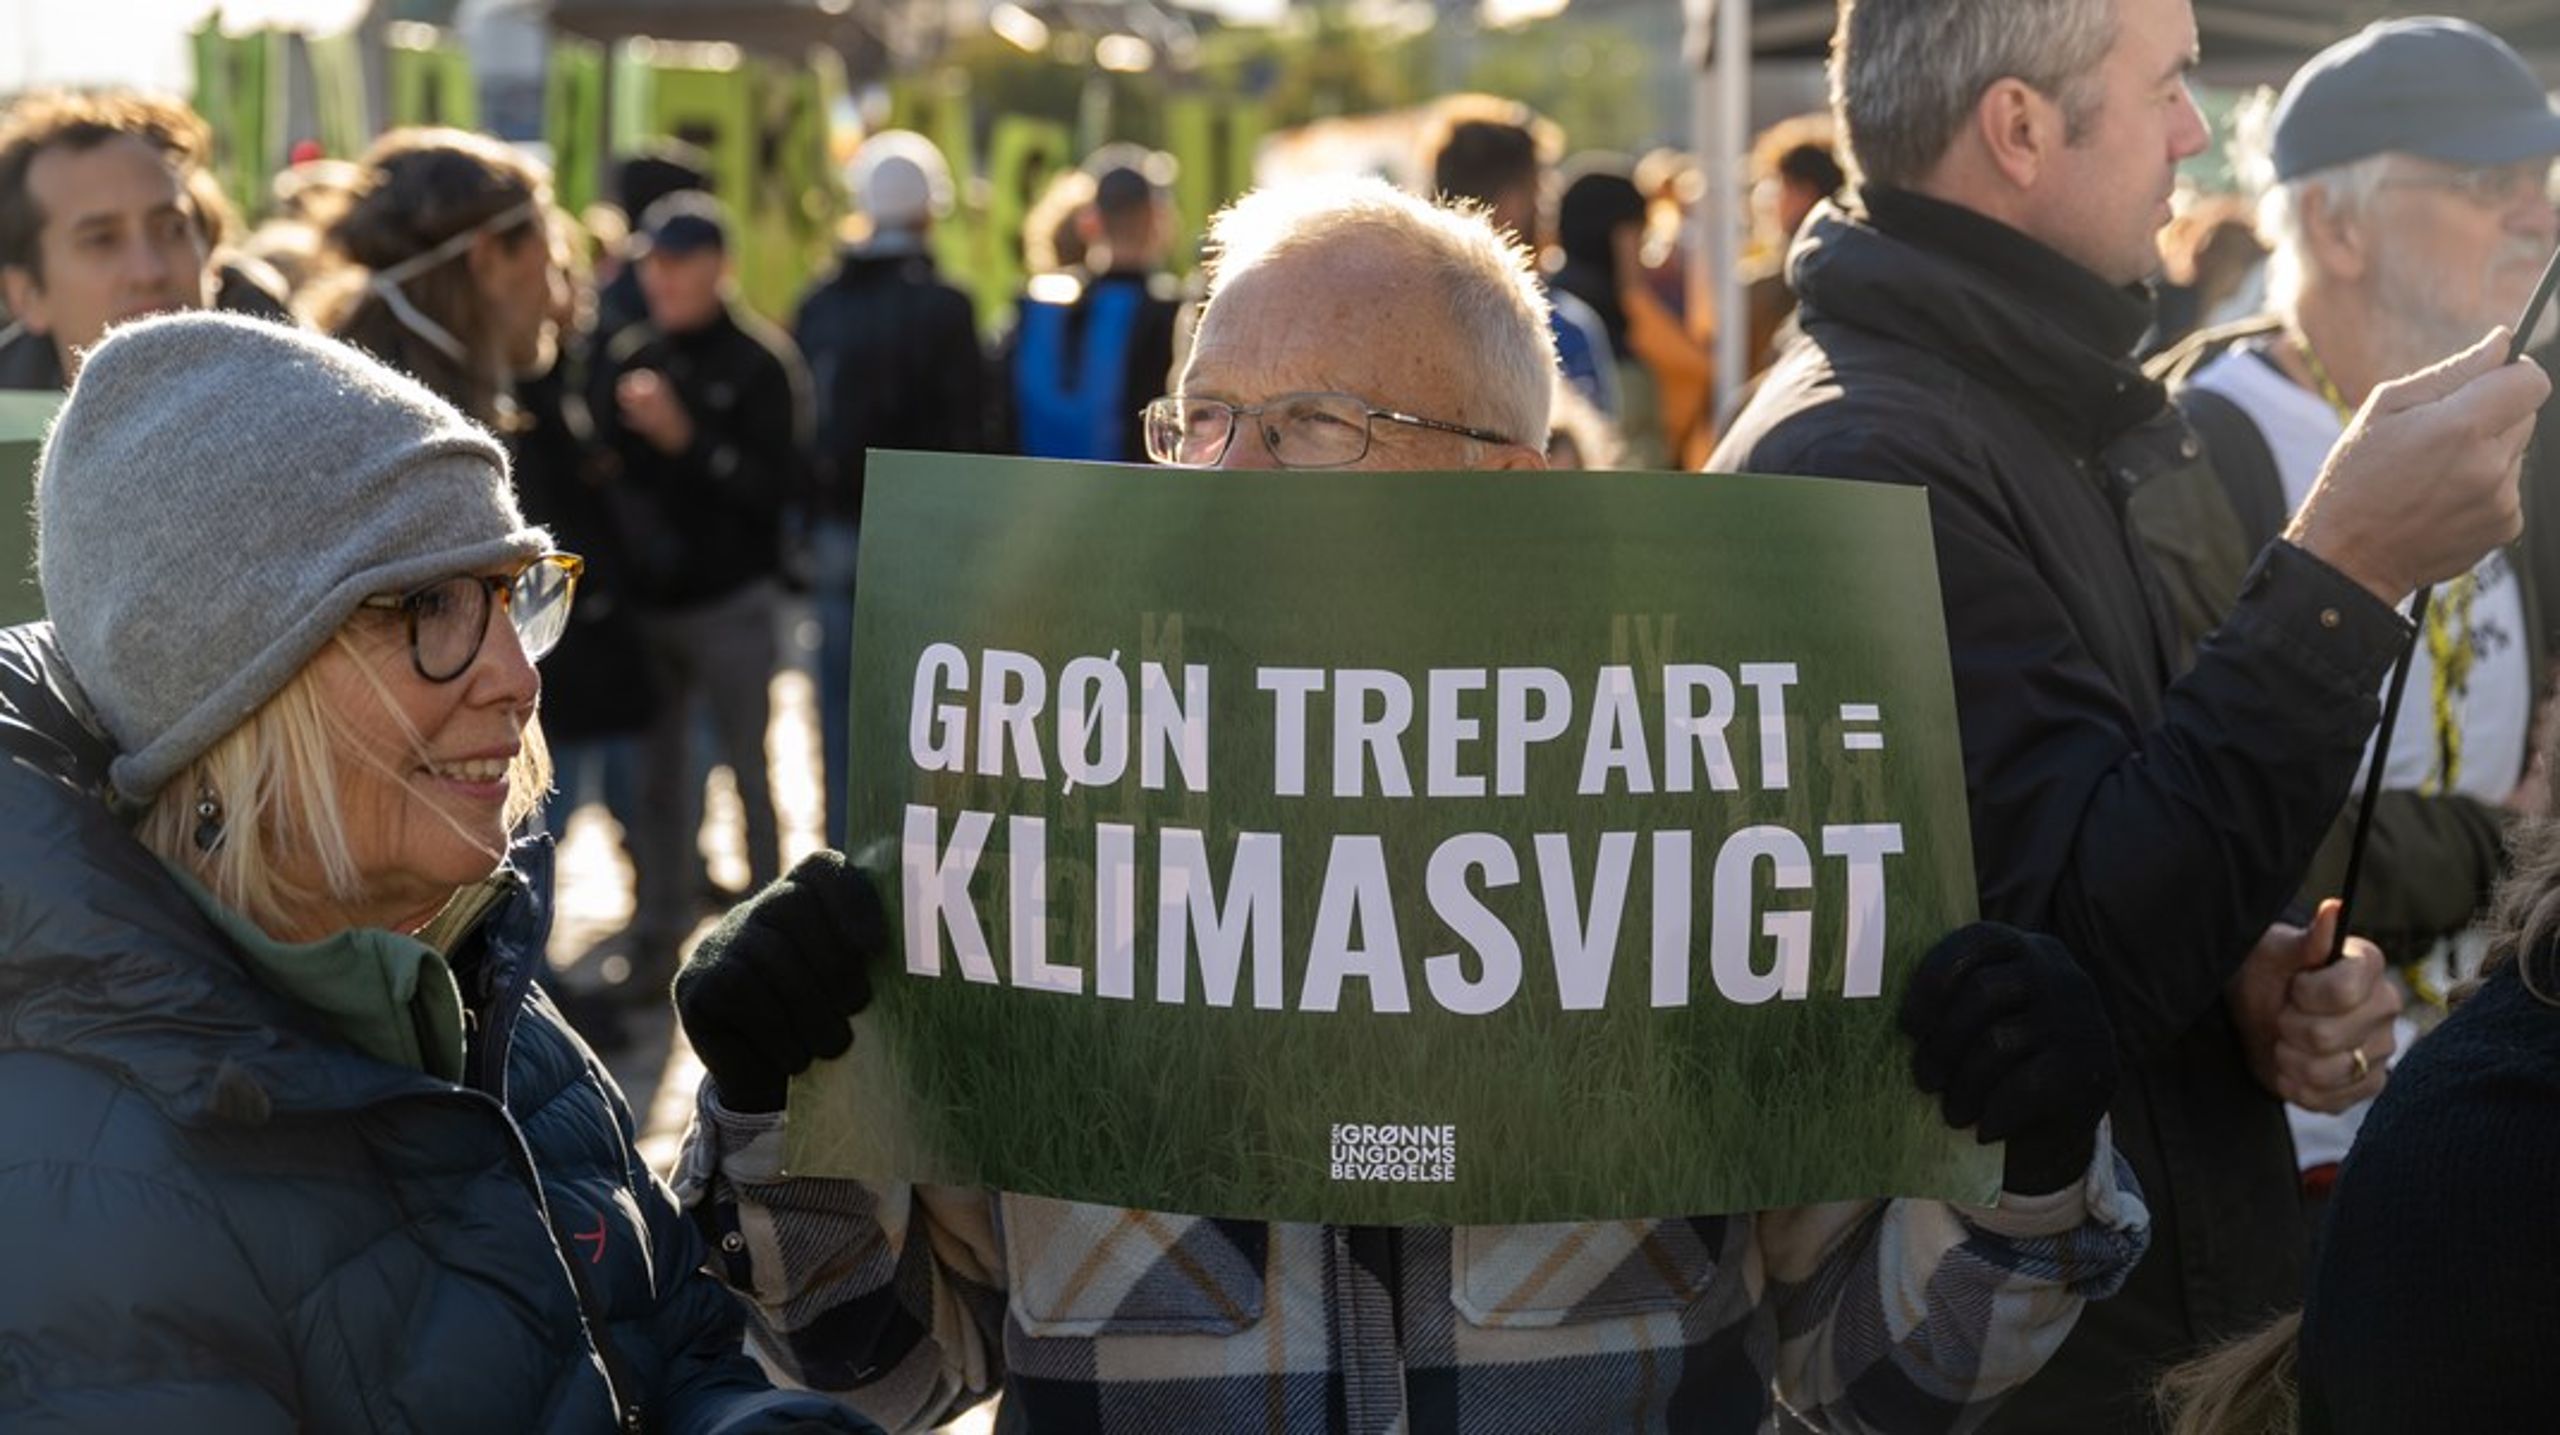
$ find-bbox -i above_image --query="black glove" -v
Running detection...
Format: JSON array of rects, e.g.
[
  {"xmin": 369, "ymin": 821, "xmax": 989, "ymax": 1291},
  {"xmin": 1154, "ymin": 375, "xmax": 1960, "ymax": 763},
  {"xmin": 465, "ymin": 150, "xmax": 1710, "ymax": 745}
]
[
  {"xmin": 673, "ymin": 850, "xmax": 887, "ymax": 1114},
  {"xmin": 1899, "ymin": 923, "xmax": 2119, "ymax": 1197}
]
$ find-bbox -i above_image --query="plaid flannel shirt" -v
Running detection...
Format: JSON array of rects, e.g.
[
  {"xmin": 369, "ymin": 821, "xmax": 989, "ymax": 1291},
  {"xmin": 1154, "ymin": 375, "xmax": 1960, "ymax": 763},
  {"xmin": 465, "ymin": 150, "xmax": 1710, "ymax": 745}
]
[{"xmin": 675, "ymin": 1090, "xmax": 2147, "ymax": 1435}]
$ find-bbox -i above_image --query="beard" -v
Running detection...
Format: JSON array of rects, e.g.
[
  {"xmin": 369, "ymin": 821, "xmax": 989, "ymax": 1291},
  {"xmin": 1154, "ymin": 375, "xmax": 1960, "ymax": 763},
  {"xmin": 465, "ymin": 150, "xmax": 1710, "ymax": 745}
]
[{"xmin": 2370, "ymin": 233, "xmax": 2557, "ymax": 376}]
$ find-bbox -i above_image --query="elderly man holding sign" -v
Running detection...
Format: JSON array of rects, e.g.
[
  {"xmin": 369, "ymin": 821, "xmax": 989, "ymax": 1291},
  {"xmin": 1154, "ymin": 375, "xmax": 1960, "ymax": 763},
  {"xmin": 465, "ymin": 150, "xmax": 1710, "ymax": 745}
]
[{"xmin": 668, "ymin": 179, "xmax": 2147, "ymax": 1434}]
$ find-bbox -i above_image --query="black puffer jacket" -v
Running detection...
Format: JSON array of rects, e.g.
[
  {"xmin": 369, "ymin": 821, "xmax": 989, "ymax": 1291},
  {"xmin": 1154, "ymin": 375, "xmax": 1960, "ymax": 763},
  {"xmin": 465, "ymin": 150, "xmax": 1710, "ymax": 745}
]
[
  {"xmin": 792, "ymin": 246, "xmax": 988, "ymax": 524},
  {"xmin": 1712, "ymin": 188, "xmax": 2413, "ymax": 1434},
  {"xmin": 0, "ymin": 623, "xmax": 874, "ymax": 1434}
]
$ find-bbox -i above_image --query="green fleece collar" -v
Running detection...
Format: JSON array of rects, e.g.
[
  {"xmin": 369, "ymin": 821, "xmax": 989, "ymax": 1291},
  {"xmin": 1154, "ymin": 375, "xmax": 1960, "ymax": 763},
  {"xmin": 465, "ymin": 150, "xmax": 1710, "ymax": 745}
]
[{"xmin": 159, "ymin": 864, "xmax": 470, "ymax": 1083}]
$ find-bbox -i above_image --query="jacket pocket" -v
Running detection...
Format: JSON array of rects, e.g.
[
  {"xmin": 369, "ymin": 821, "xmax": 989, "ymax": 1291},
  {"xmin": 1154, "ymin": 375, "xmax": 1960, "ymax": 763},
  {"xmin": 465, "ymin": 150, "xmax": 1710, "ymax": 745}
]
[
  {"xmin": 1450, "ymin": 1217, "xmax": 1729, "ymax": 1330},
  {"xmin": 998, "ymin": 1194, "xmax": 1268, "ymax": 1338}
]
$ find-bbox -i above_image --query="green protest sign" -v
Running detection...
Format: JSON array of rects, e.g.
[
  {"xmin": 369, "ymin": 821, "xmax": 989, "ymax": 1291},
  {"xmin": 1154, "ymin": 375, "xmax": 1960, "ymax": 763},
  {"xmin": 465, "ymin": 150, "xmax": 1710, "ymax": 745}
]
[
  {"xmin": 0, "ymin": 392, "xmax": 57, "ymax": 627},
  {"xmin": 789, "ymin": 453, "xmax": 1993, "ymax": 1224}
]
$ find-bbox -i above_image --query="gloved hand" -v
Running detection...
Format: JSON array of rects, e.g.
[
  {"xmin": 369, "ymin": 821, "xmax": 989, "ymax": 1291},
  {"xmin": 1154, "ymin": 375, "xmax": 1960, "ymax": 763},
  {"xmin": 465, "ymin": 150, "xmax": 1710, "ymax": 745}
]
[
  {"xmin": 1899, "ymin": 923, "xmax": 2120, "ymax": 1197},
  {"xmin": 673, "ymin": 850, "xmax": 887, "ymax": 1114}
]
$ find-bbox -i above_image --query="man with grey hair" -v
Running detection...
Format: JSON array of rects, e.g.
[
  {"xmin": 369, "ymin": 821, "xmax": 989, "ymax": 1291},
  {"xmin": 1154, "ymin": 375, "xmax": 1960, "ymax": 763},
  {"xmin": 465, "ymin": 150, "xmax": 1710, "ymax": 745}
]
[
  {"xmin": 2142, "ymin": 13, "xmax": 2560, "ymax": 1208},
  {"xmin": 668, "ymin": 176, "xmax": 2152, "ymax": 1433},
  {"xmin": 1714, "ymin": 0, "xmax": 2550, "ymax": 1429}
]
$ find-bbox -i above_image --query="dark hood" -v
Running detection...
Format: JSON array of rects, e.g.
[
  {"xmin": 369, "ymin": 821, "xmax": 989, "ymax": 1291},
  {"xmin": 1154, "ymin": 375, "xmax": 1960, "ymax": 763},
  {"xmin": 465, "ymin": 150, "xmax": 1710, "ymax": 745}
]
[{"xmin": 1788, "ymin": 186, "xmax": 2165, "ymax": 452}]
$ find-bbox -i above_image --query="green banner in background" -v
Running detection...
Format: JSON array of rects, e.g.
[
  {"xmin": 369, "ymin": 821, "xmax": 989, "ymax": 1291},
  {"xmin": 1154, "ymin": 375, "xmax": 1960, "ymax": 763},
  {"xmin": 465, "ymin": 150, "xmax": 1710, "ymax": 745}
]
[
  {"xmin": 788, "ymin": 454, "xmax": 1994, "ymax": 1226},
  {"xmin": 1165, "ymin": 96, "xmax": 1265, "ymax": 274},
  {"xmin": 386, "ymin": 28, "xmax": 479, "ymax": 132},
  {"xmin": 0, "ymin": 393, "xmax": 59, "ymax": 628},
  {"xmin": 980, "ymin": 115, "xmax": 1073, "ymax": 312},
  {"xmin": 306, "ymin": 30, "xmax": 371, "ymax": 162},
  {"xmin": 192, "ymin": 26, "xmax": 284, "ymax": 221},
  {"xmin": 545, "ymin": 38, "xmax": 607, "ymax": 217}
]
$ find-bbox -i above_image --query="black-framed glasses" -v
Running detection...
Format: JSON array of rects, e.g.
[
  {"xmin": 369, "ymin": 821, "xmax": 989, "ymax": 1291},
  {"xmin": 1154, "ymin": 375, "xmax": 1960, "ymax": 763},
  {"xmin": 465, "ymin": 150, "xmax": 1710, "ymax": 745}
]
[
  {"xmin": 1142, "ymin": 391, "xmax": 1522, "ymax": 469},
  {"xmin": 356, "ymin": 551, "xmax": 585, "ymax": 682}
]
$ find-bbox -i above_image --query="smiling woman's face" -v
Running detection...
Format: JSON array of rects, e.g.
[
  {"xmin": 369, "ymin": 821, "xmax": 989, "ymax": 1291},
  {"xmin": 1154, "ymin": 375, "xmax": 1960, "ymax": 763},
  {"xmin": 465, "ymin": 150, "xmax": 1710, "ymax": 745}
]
[{"xmin": 289, "ymin": 572, "xmax": 542, "ymax": 937}]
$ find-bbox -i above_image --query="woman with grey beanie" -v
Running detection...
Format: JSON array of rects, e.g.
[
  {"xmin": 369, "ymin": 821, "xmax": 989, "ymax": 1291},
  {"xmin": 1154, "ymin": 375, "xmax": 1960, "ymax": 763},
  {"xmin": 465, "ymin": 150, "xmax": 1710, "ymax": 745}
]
[{"xmin": 0, "ymin": 311, "xmax": 877, "ymax": 1435}]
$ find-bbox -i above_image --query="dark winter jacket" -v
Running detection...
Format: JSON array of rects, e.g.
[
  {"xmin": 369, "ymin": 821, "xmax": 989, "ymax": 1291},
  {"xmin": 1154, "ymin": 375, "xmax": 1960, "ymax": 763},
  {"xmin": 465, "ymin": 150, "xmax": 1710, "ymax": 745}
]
[
  {"xmin": 0, "ymin": 623, "xmax": 874, "ymax": 1434},
  {"xmin": 2297, "ymin": 953, "xmax": 2560, "ymax": 1433},
  {"xmin": 0, "ymin": 323, "xmax": 58, "ymax": 391},
  {"xmin": 591, "ymin": 305, "xmax": 813, "ymax": 610},
  {"xmin": 793, "ymin": 244, "xmax": 988, "ymax": 525},
  {"xmin": 512, "ymin": 347, "xmax": 661, "ymax": 744},
  {"xmin": 1711, "ymin": 187, "xmax": 2413, "ymax": 1434}
]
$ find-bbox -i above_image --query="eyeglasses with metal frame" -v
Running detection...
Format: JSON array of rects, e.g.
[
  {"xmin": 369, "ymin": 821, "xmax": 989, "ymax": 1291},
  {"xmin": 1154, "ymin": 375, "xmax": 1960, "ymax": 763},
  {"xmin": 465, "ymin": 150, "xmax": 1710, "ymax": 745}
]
[{"xmin": 1142, "ymin": 391, "xmax": 1522, "ymax": 469}]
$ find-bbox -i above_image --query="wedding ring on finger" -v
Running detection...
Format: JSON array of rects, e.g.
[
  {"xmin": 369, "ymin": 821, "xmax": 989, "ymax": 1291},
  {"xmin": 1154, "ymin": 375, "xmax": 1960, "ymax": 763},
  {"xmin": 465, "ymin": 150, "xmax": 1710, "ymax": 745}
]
[{"xmin": 2350, "ymin": 1046, "xmax": 2372, "ymax": 1084}]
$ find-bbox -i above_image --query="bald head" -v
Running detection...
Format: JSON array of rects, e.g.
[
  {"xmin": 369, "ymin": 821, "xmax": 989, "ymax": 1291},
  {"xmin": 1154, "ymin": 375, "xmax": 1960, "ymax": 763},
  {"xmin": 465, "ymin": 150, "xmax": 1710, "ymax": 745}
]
[{"xmin": 1183, "ymin": 178, "xmax": 1556, "ymax": 469}]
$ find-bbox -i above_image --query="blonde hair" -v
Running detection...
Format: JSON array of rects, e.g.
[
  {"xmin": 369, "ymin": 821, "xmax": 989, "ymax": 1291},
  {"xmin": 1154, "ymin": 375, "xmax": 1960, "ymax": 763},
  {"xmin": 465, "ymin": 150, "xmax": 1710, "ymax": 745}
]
[
  {"xmin": 2153, "ymin": 1310, "xmax": 2301, "ymax": 1435},
  {"xmin": 136, "ymin": 634, "xmax": 550, "ymax": 940}
]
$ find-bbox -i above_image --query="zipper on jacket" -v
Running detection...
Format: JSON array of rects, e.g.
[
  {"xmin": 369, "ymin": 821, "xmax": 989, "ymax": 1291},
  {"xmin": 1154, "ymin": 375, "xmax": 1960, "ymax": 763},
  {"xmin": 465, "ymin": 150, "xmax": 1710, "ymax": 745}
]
[{"xmin": 462, "ymin": 1084, "xmax": 651, "ymax": 1432}]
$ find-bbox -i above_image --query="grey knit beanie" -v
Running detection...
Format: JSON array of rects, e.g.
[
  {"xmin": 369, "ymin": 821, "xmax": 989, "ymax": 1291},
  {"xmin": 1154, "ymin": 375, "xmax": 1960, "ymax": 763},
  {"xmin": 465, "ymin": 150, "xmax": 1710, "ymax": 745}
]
[{"xmin": 35, "ymin": 311, "xmax": 549, "ymax": 806}]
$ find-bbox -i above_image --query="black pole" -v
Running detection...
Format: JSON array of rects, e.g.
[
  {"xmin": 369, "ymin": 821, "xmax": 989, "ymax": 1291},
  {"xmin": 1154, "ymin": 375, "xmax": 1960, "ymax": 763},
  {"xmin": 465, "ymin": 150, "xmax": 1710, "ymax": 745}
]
[{"xmin": 2325, "ymin": 586, "xmax": 2430, "ymax": 964}]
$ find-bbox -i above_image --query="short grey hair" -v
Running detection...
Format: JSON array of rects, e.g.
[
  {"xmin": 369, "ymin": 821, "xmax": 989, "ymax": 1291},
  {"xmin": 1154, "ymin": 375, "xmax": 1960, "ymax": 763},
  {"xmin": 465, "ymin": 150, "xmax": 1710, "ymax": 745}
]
[
  {"xmin": 1832, "ymin": 0, "xmax": 2120, "ymax": 191},
  {"xmin": 1200, "ymin": 177, "xmax": 1555, "ymax": 450}
]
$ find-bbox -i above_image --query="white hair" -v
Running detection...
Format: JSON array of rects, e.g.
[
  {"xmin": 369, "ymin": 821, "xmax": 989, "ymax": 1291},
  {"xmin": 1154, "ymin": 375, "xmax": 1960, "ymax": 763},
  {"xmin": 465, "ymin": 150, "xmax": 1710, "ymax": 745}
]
[
  {"xmin": 1832, "ymin": 0, "xmax": 2119, "ymax": 190},
  {"xmin": 2251, "ymin": 156, "xmax": 2390, "ymax": 319},
  {"xmin": 1200, "ymin": 176, "xmax": 1556, "ymax": 450},
  {"xmin": 2228, "ymin": 86, "xmax": 2396, "ymax": 319}
]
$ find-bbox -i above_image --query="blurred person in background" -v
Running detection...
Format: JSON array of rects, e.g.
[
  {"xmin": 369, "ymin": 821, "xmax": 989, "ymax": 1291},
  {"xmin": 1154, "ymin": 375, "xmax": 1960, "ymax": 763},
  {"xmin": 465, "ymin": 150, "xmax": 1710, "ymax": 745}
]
[
  {"xmin": 1426, "ymin": 95, "xmax": 1616, "ymax": 420},
  {"xmin": 1742, "ymin": 113, "xmax": 1845, "ymax": 375},
  {"xmin": 1003, "ymin": 144, "xmax": 1183, "ymax": 463},
  {"xmin": 1632, "ymin": 147, "xmax": 1704, "ymax": 325},
  {"xmin": 2139, "ymin": 14, "xmax": 2560, "ymax": 1220},
  {"xmin": 794, "ymin": 130, "xmax": 987, "ymax": 848},
  {"xmin": 0, "ymin": 90, "xmax": 223, "ymax": 390},
  {"xmin": 508, "ymin": 205, "xmax": 659, "ymax": 993},
  {"xmin": 236, "ymin": 155, "xmax": 368, "ymax": 295},
  {"xmin": 306, "ymin": 127, "xmax": 562, "ymax": 431},
  {"xmin": 1021, "ymin": 167, "xmax": 1097, "ymax": 280},
  {"xmin": 1554, "ymin": 159, "xmax": 1714, "ymax": 467},
  {"xmin": 2144, "ymin": 194, "xmax": 2266, "ymax": 357},
  {"xmin": 591, "ymin": 140, "xmax": 712, "ymax": 348},
  {"xmin": 591, "ymin": 192, "xmax": 810, "ymax": 998}
]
